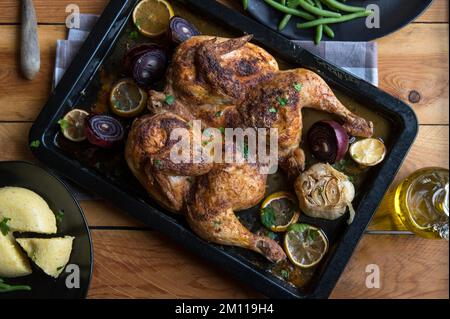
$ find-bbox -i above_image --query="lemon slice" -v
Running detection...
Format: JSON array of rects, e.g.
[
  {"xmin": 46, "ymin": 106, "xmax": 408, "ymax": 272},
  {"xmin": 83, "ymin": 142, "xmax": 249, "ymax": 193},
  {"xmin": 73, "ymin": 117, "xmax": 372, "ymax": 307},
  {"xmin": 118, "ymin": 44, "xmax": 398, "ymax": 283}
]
[
  {"xmin": 260, "ymin": 192, "xmax": 300, "ymax": 232},
  {"xmin": 350, "ymin": 138, "xmax": 386, "ymax": 167},
  {"xmin": 110, "ymin": 79, "xmax": 148, "ymax": 118},
  {"xmin": 284, "ymin": 224, "xmax": 328, "ymax": 268},
  {"xmin": 59, "ymin": 109, "xmax": 89, "ymax": 142},
  {"xmin": 133, "ymin": 0, "xmax": 174, "ymax": 37}
]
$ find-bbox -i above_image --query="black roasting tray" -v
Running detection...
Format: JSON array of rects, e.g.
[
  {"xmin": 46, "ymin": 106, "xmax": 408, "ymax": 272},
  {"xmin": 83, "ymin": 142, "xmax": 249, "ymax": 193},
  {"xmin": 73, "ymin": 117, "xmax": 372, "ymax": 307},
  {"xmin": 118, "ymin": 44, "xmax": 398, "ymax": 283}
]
[{"xmin": 29, "ymin": 0, "xmax": 418, "ymax": 299}]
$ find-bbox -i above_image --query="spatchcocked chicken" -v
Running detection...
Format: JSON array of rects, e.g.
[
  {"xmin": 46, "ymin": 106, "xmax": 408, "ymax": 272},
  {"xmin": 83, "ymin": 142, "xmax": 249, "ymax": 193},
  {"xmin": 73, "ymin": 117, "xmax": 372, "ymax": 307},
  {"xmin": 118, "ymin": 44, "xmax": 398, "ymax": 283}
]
[{"xmin": 125, "ymin": 35, "xmax": 373, "ymax": 262}]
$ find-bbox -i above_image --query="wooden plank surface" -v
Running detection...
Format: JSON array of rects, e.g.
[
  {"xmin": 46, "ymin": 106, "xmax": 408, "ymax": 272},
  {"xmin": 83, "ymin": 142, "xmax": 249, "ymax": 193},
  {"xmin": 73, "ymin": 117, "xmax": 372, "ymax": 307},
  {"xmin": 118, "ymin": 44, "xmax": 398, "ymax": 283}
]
[{"xmin": 0, "ymin": 0, "xmax": 448, "ymax": 299}]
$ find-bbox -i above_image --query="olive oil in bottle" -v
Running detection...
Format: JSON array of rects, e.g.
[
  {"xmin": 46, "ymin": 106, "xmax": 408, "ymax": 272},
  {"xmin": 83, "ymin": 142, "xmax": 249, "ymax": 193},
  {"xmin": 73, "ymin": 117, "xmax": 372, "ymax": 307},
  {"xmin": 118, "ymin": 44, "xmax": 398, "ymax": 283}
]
[{"xmin": 394, "ymin": 168, "xmax": 449, "ymax": 240}]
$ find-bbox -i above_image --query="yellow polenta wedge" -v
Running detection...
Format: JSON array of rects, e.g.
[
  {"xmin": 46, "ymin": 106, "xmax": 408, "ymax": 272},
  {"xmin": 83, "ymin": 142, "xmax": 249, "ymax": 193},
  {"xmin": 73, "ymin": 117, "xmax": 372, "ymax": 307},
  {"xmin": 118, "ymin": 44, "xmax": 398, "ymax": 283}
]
[
  {"xmin": 16, "ymin": 236, "xmax": 75, "ymax": 278},
  {"xmin": 0, "ymin": 187, "xmax": 57, "ymax": 234},
  {"xmin": 0, "ymin": 233, "xmax": 32, "ymax": 278}
]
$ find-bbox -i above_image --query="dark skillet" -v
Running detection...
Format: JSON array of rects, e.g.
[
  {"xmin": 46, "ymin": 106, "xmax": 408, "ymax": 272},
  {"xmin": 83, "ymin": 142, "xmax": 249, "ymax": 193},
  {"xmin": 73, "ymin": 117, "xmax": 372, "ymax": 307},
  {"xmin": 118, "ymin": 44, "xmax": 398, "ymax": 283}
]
[
  {"xmin": 0, "ymin": 161, "xmax": 92, "ymax": 299},
  {"xmin": 245, "ymin": 0, "xmax": 434, "ymax": 41}
]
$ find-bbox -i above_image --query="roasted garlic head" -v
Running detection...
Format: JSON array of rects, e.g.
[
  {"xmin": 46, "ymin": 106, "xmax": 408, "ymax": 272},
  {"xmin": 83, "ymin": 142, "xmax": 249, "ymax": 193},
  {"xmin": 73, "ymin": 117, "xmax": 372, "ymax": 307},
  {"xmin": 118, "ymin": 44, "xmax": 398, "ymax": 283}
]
[{"xmin": 295, "ymin": 163, "xmax": 356, "ymax": 224}]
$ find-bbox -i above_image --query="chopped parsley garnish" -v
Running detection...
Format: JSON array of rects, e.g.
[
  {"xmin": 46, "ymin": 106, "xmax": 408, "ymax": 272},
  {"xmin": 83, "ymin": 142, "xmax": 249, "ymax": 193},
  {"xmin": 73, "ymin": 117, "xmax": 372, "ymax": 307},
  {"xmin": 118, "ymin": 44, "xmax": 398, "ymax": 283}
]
[
  {"xmin": 58, "ymin": 119, "xmax": 69, "ymax": 130},
  {"xmin": 30, "ymin": 140, "xmax": 40, "ymax": 148},
  {"xmin": 267, "ymin": 231, "xmax": 277, "ymax": 240},
  {"xmin": 277, "ymin": 97, "xmax": 288, "ymax": 106},
  {"xmin": 294, "ymin": 83, "xmax": 302, "ymax": 92},
  {"xmin": 165, "ymin": 95, "xmax": 175, "ymax": 105},
  {"xmin": 219, "ymin": 127, "xmax": 225, "ymax": 134},
  {"xmin": 55, "ymin": 210, "xmax": 64, "ymax": 224},
  {"xmin": 129, "ymin": 31, "xmax": 138, "ymax": 40},
  {"xmin": 269, "ymin": 107, "xmax": 277, "ymax": 113},
  {"xmin": 261, "ymin": 206, "xmax": 276, "ymax": 229},
  {"xmin": 0, "ymin": 278, "xmax": 31, "ymax": 293},
  {"xmin": 215, "ymin": 111, "xmax": 222, "ymax": 117},
  {"xmin": 154, "ymin": 159, "xmax": 163, "ymax": 169},
  {"xmin": 0, "ymin": 217, "xmax": 11, "ymax": 236},
  {"xmin": 280, "ymin": 269, "xmax": 290, "ymax": 280},
  {"xmin": 333, "ymin": 159, "xmax": 348, "ymax": 171},
  {"xmin": 243, "ymin": 142, "xmax": 249, "ymax": 160},
  {"xmin": 287, "ymin": 223, "xmax": 309, "ymax": 233}
]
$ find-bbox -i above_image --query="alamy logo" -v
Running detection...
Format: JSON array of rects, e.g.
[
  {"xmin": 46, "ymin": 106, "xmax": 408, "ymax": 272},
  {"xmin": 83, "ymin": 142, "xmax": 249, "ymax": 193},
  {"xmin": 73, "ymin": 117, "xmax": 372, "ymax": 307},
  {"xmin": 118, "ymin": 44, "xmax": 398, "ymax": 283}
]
[
  {"xmin": 65, "ymin": 264, "xmax": 80, "ymax": 289},
  {"xmin": 366, "ymin": 4, "xmax": 380, "ymax": 29},
  {"xmin": 66, "ymin": 4, "xmax": 80, "ymax": 29},
  {"xmin": 365, "ymin": 264, "xmax": 381, "ymax": 289},
  {"xmin": 169, "ymin": 120, "xmax": 279, "ymax": 174}
]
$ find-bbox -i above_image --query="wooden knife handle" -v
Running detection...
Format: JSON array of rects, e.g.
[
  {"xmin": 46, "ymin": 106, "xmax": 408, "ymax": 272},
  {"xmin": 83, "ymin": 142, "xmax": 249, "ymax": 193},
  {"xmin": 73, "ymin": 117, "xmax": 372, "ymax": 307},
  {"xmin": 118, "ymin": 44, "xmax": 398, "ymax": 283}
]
[{"xmin": 21, "ymin": 0, "xmax": 40, "ymax": 80}]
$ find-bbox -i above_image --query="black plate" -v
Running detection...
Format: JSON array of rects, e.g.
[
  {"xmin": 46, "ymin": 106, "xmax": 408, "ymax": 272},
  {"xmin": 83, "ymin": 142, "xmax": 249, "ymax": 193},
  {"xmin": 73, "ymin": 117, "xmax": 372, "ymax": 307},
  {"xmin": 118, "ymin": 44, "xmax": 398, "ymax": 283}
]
[
  {"xmin": 245, "ymin": 0, "xmax": 433, "ymax": 41},
  {"xmin": 0, "ymin": 161, "xmax": 93, "ymax": 299},
  {"xmin": 29, "ymin": 0, "xmax": 418, "ymax": 298}
]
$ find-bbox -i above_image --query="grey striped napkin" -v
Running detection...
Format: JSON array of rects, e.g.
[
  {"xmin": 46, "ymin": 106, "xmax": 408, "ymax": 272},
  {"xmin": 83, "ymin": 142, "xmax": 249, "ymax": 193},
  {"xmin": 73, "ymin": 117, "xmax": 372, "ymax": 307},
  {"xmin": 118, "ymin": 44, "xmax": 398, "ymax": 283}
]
[{"xmin": 54, "ymin": 14, "xmax": 379, "ymax": 200}]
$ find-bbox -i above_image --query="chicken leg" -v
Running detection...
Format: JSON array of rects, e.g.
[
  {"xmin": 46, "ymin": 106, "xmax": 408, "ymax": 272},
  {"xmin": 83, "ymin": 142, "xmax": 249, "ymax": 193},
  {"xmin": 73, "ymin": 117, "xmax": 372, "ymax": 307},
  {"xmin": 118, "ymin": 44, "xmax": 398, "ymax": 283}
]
[
  {"xmin": 240, "ymin": 68, "xmax": 374, "ymax": 176},
  {"xmin": 186, "ymin": 163, "xmax": 286, "ymax": 263}
]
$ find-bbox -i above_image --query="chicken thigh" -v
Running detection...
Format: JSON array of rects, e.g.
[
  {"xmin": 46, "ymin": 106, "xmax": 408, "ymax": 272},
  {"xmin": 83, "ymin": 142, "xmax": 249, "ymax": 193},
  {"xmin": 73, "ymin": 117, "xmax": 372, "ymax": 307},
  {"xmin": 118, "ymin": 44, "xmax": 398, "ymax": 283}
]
[{"xmin": 125, "ymin": 113, "xmax": 213, "ymax": 212}]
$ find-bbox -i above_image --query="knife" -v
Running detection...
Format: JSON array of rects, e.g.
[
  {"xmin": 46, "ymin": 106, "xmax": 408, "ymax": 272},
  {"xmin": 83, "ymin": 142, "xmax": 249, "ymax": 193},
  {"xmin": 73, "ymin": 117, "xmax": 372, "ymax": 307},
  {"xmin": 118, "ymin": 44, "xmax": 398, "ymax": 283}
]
[{"xmin": 21, "ymin": 0, "xmax": 40, "ymax": 80}]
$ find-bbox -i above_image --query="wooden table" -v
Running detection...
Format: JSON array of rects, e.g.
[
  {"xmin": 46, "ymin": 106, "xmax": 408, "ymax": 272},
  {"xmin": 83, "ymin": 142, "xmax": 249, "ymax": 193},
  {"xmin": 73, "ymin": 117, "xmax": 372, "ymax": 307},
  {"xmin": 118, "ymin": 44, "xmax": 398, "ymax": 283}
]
[{"xmin": 0, "ymin": 0, "xmax": 448, "ymax": 299}]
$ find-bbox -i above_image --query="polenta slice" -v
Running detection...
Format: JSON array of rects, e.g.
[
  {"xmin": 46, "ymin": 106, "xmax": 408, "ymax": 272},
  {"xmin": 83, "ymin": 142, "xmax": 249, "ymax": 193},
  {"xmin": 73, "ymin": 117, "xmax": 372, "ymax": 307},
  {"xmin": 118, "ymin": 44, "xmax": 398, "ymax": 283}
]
[
  {"xmin": 0, "ymin": 187, "xmax": 57, "ymax": 234},
  {"xmin": 0, "ymin": 233, "xmax": 32, "ymax": 278},
  {"xmin": 16, "ymin": 236, "xmax": 74, "ymax": 278}
]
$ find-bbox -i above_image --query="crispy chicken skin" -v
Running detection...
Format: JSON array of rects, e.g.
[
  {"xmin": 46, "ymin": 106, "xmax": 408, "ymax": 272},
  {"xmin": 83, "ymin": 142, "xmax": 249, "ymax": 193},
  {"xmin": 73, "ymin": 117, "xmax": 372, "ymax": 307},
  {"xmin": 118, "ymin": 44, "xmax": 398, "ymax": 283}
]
[
  {"xmin": 240, "ymin": 69, "xmax": 374, "ymax": 176},
  {"xmin": 187, "ymin": 163, "xmax": 286, "ymax": 263},
  {"xmin": 125, "ymin": 113, "xmax": 213, "ymax": 212},
  {"xmin": 154, "ymin": 35, "xmax": 279, "ymax": 128}
]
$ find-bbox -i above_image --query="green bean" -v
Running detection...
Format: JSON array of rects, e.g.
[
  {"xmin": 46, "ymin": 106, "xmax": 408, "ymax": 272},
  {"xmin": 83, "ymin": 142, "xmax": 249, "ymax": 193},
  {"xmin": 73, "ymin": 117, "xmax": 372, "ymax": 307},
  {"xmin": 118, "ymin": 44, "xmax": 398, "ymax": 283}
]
[
  {"xmin": 263, "ymin": 0, "xmax": 316, "ymax": 20},
  {"xmin": 313, "ymin": 0, "xmax": 323, "ymax": 45},
  {"xmin": 320, "ymin": 0, "xmax": 366, "ymax": 13},
  {"xmin": 266, "ymin": 0, "xmax": 334, "ymax": 38},
  {"xmin": 297, "ymin": 10, "xmax": 373, "ymax": 29},
  {"xmin": 315, "ymin": 24, "xmax": 323, "ymax": 44},
  {"xmin": 243, "ymin": 0, "xmax": 249, "ymax": 10},
  {"xmin": 278, "ymin": 0, "xmax": 291, "ymax": 30},
  {"xmin": 296, "ymin": 0, "xmax": 342, "ymax": 18},
  {"xmin": 278, "ymin": 14, "xmax": 292, "ymax": 30},
  {"xmin": 323, "ymin": 25, "xmax": 334, "ymax": 38}
]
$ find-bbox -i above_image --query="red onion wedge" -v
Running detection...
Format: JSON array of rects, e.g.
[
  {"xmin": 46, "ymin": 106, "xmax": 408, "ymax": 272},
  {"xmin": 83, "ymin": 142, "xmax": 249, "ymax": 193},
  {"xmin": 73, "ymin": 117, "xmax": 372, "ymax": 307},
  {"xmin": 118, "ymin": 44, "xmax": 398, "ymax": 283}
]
[
  {"xmin": 168, "ymin": 16, "xmax": 200, "ymax": 45},
  {"xmin": 123, "ymin": 44, "xmax": 168, "ymax": 89},
  {"xmin": 85, "ymin": 115, "xmax": 124, "ymax": 148},
  {"xmin": 124, "ymin": 44, "xmax": 161, "ymax": 75},
  {"xmin": 307, "ymin": 120, "xmax": 349, "ymax": 164},
  {"xmin": 132, "ymin": 49, "xmax": 168, "ymax": 89}
]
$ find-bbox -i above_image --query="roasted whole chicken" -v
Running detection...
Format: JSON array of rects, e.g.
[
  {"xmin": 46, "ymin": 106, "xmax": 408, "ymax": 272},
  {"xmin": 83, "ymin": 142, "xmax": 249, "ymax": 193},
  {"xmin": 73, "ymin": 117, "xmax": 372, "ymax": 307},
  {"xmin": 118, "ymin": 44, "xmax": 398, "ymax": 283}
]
[{"xmin": 126, "ymin": 35, "xmax": 373, "ymax": 262}]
